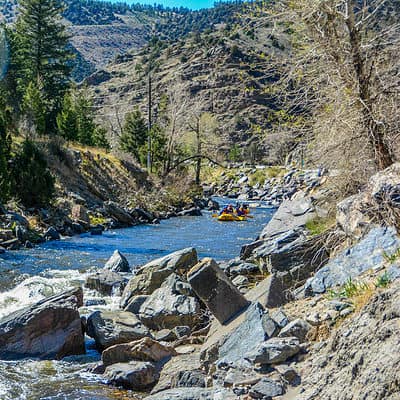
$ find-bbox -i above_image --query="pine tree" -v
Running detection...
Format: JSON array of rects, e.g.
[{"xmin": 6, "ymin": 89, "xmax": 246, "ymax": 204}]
[
  {"xmin": 0, "ymin": 102, "xmax": 11, "ymax": 203},
  {"xmin": 92, "ymin": 126, "xmax": 110, "ymax": 150},
  {"xmin": 75, "ymin": 91, "xmax": 96, "ymax": 146},
  {"xmin": 120, "ymin": 109, "xmax": 148, "ymax": 160},
  {"xmin": 22, "ymin": 81, "xmax": 47, "ymax": 136},
  {"xmin": 13, "ymin": 0, "xmax": 72, "ymax": 132},
  {"xmin": 10, "ymin": 139, "xmax": 55, "ymax": 207},
  {"xmin": 56, "ymin": 91, "xmax": 78, "ymax": 141}
]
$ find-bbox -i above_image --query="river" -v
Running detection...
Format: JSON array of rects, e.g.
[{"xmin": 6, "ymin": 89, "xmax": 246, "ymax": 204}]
[{"xmin": 0, "ymin": 199, "xmax": 275, "ymax": 400}]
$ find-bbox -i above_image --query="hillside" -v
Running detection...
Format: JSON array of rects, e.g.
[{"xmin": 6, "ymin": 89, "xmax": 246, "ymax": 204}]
[
  {"xmin": 0, "ymin": 0, "xmax": 248, "ymax": 81},
  {"xmin": 86, "ymin": 15, "xmax": 292, "ymax": 162}
]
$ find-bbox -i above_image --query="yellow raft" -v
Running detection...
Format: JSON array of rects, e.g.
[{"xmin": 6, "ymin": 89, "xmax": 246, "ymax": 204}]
[{"xmin": 217, "ymin": 213, "xmax": 247, "ymax": 222}]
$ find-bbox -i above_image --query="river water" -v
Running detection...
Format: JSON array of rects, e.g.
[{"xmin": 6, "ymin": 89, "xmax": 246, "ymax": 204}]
[{"xmin": 0, "ymin": 200, "xmax": 275, "ymax": 400}]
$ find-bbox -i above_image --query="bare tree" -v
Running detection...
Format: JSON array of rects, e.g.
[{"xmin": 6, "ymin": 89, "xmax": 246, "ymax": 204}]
[{"xmin": 271, "ymin": 0, "xmax": 400, "ymax": 190}]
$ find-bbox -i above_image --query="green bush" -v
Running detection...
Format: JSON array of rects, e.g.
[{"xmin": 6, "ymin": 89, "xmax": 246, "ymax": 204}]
[
  {"xmin": 305, "ymin": 215, "xmax": 336, "ymax": 236},
  {"xmin": 10, "ymin": 139, "xmax": 55, "ymax": 207}
]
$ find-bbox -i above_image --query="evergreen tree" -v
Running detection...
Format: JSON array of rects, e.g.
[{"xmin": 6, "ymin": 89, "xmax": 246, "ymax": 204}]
[
  {"xmin": 138, "ymin": 124, "xmax": 167, "ymax": 171},
  {"xmin": 56, "ymin": 89, "xmax": 109, "ymax": 148},
  {"xmin": 74, "ymin": 91, "xmax": 96, "ymax": 145},
  {"xmin": 120, "ymin": 109, "xmax": 148, "ymax": 160},
  {"xmin": 22, "ymin": 81, "xmax": 47, "ymax": 136},
  {"xmin": 93, "ymin": 126, "xmax": 110, "ymax": 150},
  {"xmin": 10, "ymin": 139, "xmax": 55, "ymax": 207},
  {"xmin": 13, "ymin": 0, "xmax": 72, "ymax": 132},
  {"xmin": 56, "ymin": 91, "xmax": 78, "ymax": 141},
  {"xmin": 0, "ymin": 102, "xmax": 11, "ymax": 202}
]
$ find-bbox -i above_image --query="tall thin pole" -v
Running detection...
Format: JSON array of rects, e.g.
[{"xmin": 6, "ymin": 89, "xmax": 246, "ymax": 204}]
[{"xmin": 147, "ymin": 73, "xmax": 152, "ymax": 172}]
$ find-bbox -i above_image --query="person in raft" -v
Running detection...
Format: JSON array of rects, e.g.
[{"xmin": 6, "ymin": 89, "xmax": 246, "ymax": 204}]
[{"xmin": 220, "ymin": 204, "xmax": 234, "ymax": 215}]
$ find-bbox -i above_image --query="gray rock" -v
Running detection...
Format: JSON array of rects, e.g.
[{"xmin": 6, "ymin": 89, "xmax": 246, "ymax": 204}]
[
  {"xmin": 145, "ymin": 388, "xmax": 236, "ymax": 400},
  {"xmin": 188, "ymin": 258, "xmax": 249, "ymax": 325},
  {"xmin": 124, "ymin": 295, "xmax": 149, "ymax": 314},
  {"xmin": 0, "ymin": 287, "xmax": 84, "ymax": 360},
  {"xmin": 90, "ymin": 225, "xmax": 103, "ymax": 235},
  {"xmin": 139, "ymin": 274, "xmax": 200, "ymax": 330},
  {"xmin": 104, "ymin": 250, "xmax": 130, "ymax": 273},
  {"xmin": 388, "ymin": 264, "xmax": 400, "ymax": 281},
  {"xmin": 209, "ymin": 303, "xmax": 268, "ymax": 366},
  {"xmin": 271, "ymin": 309, "xmax": 290, "ymax": 328},
  {"xmin": 173, "ymin": 326, "xmax": 191, "ymax": 339},
  {"xmin": 102, "ymin": 337, "xmax": 176, "ymax": 366},
  {"xmin": 246, "ymin": 337, "xmax": 300, "ymax": 365},
  {"xmin": 262, "ymin": 313, "xmax": 280, "ymax": 338},
  {"xmin": 278, "ymin": 319, "xmax": 311, "ymax": 343},
  {"xmin": 44, "ymin": 227, "xmax": 61, "ymax": 241},
  {"xmin": 121, "ymin": 248, "xmax": 198, "ymax": 308},
  {"xmin": 207, "ymin": 199, "xmax": 220, "ymax": 211},
  {"xmin": 249, "ymin": 377, "xmax": 285, "ymax": 399},
  {"xmin": 154, "ymin": 329, "xmax": 177, "ymax": 342},
  {"xmin": 260, "ymin": 195, "xmax": 316, "ymax": 240},
  {"xmin": 305, "ymin": 227, "xmax": 400, "ymax": 295},
  {"xmin": 172, "ymin": 370, "xmax": 206, "ymax": 389},
  {"xmin": 85, "ymin": 270, "xmax": 127, "ymax": 296},
  {"xmin": 71, "ymin": 222, "xmax": 85, "ymax": 234},
  {"xmin": 15, "ymin": 225, "xmax": 29, "ymax": 242},
  {"xmin": 86, "ymin": 310, "xmax": 150, "ymax": 349},
  {"xmin": 151, "ymin": 352, "xmax": 203, "ymax": 394},
  {"xmin": 275, "ymin": 364, "xmax": 300, "ymax": 385},
  {"xmin": 246, "ymin": 273, "xmax": 289, "ymax": 308},
  {"xmin": 104, "ymin": 201, "xmax": 135, "ymax": 225},
  {"xmin": 177, "ymin": 207, "xmax": 202, "ymax": 217},
  {"xmin": 104, "ymin": 361, "xmax": 158, "ymax": 390}
]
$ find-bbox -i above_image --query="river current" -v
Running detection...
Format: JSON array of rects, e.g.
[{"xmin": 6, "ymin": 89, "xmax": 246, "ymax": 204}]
[{"xmin": 0, "ymin": 199, "xmax": 275, "ymax": 400}]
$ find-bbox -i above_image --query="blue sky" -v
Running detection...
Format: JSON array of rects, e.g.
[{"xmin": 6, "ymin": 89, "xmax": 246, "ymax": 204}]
[{"xmin": 113, "ymin": 0, "xmax": 216, "ymax": 10}]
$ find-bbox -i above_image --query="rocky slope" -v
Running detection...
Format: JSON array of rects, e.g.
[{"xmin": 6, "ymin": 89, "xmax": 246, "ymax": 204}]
[
  {"xmin": 87, "ymin": 21, "xmax": 290, "ymax": 160},
  {"xmin": 0, "ymin": 139, "xmax": 212, "ymax": 251},
  {"xmin": 1, "ymin": 162, "xmax": 400, "ymax": 399},
  {"xmin": 0, "ymin": 0, "xmax": 249, "ymax": 81}
]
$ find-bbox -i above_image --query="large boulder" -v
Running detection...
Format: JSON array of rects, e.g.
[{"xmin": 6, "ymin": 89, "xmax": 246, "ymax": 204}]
[
  {"xmin": 188, "ymin": 258, "xmax": 249, "ymax": 325},
  {"xmin": 104, "ymin": 361, "xmax": 159, "ymax": 390},
  {"xmin": 85, "ymin": 270, "xmax": 127, "ymax": 296},
  {"xmin": 104, "ymin": 250, "xmax": 130, "ymax": 273},
  {"xmin": 71, "ymin": 204, "xmax": 90, "ymax": 226},
  {"xmin": 260, "ymin": 194, "xmax": 316, "ymax": 240},
  {"xmin": 0, "ymin": 287, "xmax": 85, "ymax": 360},
  {"xmin": 104, "ymin": 201, "xmax": 135, "ymax": 225},
  {"xmin": 336, "ymin": 194, "xmax": 369, "ymax": 240},
  {"xmin": 144, "ymin": 388, "xmax": 237, "ymax": 400},
  {"xmin": 87, "ymin": 310, "xmax": 150, "ymax": 349},
  {"xmin": 304, "ymin": 226, "xmax": 400, "ymax": 295},
  {"xmin": 245, "ymin": 337, "xmax": 300, "ymax": 365},
  {"xmin": 151, "ymin": 352, "xmax": 205, "ymax": 394},
  {"xmin": 200, "ymin": 302, "xmax": 272, "ymax": 370},
  {"xmin": 102, "ymin": 337, "xmax": 176, "ymax": 366},
  {"xmin": 249, "ymin": 377, "xmax": 285, "ymax": 399},
  {"xmin": 121, "ymin": 248, "xmax": 198, "ymax": 308},
  {"xmin": 337, "ymin": 163, "xmax": 400, "ymax": 240},
  {"xmin": 244, "ymin": 231, "xmax": 329, "ymax": 307},
  {"xmin": 278, "ymin": 319, "xmax": 311, "ymax": 343},
  {"xmin": 139, "ymin": 274, "xmax": 200, "ymax": 330}
]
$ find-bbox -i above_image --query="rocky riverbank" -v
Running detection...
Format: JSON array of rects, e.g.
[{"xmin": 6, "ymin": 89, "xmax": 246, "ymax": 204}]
[
  {"xmin": 1, "ymin": 163, "xmax": 400, "ymax": 399},
  {"xmin": 203, "ymin": 166, "xmax": 325, "ymax": 207},
  {"xmin": 0, "ymin": 196, "xmax": 218, "ymax": 252}
]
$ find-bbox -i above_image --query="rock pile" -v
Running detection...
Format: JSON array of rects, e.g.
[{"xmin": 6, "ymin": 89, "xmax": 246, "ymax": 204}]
[{"xmin": 205, "ymin": 167, "xmax": 324, "ymax": 206}]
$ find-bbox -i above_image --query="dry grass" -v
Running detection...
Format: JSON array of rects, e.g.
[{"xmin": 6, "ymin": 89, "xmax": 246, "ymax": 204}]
[{"xmin": 307, "ymin": 323, "xmax": 331, "ymax": 342}]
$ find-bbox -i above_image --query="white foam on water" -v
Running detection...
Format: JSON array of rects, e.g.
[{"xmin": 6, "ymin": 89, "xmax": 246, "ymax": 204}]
[
  {"xmin": 0, "ymin": 267, "xmax": 125, "ymax": 319},
  {"xmin": 0, "ymin": 269, "xmax": 87, "ymax": 319}
]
